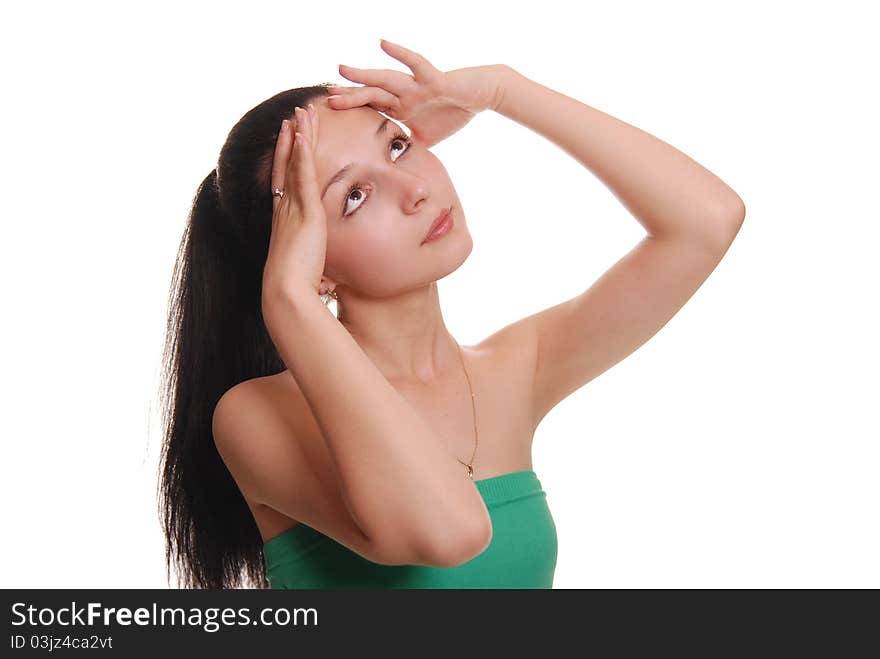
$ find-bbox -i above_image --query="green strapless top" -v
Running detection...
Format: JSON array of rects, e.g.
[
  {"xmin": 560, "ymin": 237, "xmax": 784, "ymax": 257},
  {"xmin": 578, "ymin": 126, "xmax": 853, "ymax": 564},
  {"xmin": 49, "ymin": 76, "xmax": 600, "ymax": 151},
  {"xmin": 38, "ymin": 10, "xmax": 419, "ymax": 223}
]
[{"xmin": 263, "ymin": 469, "xmax": 557, "ymax": 589}]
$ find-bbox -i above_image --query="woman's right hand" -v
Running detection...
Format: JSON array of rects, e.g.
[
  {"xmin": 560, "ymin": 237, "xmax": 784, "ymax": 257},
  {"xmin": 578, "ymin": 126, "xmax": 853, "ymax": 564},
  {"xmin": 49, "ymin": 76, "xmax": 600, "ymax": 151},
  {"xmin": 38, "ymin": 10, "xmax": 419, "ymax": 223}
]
[{"xmin": 262, "ymin": 103, "xmax": 329, "ymax": 303}]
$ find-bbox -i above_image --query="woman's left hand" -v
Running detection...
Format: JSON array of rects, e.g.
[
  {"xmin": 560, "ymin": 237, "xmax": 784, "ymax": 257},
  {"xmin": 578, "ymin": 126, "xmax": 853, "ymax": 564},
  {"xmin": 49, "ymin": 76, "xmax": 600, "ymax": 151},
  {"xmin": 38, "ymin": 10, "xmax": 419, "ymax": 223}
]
[{"xmin": 327, "ymin": 39, "xmax": 507, "ymax": 149}]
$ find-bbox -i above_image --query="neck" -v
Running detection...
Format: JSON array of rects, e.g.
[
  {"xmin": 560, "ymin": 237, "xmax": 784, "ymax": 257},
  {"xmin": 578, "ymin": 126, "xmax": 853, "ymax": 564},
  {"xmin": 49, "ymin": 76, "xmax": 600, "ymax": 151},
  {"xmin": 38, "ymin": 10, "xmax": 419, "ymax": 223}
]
[{"xmin": 336, "ymin": 281, "xmax": 460, "ymax": 385}]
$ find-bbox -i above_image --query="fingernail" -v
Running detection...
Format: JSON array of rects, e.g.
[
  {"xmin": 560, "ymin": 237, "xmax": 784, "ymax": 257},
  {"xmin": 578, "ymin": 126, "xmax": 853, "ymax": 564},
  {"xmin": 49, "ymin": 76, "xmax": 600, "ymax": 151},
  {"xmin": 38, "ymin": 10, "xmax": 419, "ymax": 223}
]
[
  {"xmin": 281, "ymin": 119, "xmax": 289, "ymax": 132},
  {"xmin": 327, "ymin": 95, "xmax": 341, "ymax": 101}
]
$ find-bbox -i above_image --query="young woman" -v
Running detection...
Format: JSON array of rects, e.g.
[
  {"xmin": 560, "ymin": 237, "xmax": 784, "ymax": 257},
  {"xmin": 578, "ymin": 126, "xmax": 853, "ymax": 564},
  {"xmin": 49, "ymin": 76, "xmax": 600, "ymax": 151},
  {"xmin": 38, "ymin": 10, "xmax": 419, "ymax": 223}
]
[{"xmin": 158, "ymin": 40, "xmax": 745, "ymax": 589}]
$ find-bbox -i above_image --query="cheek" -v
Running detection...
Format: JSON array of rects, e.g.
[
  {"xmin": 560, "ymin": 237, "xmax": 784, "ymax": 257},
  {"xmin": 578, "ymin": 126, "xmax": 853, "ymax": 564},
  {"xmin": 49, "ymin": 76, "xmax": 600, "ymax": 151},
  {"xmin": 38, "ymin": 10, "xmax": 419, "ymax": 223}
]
[
  {"xmin": 333, "ymin": 223, "xmax": 415, "ymax": 291},
  {"xmin": 350, "ymin": 222, "xmax": 404, "ymax": 265}
]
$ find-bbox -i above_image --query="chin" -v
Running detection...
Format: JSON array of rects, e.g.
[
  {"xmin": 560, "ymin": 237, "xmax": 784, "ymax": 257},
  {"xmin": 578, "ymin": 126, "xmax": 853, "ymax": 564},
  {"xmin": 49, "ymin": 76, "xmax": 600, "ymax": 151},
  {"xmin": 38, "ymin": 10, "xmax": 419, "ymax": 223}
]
[{"xmin": 434, "ymin": 228, "xmax": 474, "ymax": 280}]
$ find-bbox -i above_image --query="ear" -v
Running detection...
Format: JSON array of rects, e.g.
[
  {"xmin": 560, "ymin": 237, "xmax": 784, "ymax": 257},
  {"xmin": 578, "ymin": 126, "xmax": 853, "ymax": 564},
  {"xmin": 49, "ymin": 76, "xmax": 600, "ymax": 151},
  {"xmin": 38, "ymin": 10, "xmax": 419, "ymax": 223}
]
[{"xmin": 318, "ymin": 277, "xmax": 338, "ymax": 296}]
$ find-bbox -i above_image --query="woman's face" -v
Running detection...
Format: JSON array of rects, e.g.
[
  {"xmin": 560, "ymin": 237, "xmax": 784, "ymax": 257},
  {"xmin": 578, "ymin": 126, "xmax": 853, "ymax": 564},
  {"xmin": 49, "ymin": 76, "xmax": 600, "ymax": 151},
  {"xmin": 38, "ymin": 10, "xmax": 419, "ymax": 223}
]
[{"xmin": 307, "ymin": 98, "xmax": 472, "ymax": 297}]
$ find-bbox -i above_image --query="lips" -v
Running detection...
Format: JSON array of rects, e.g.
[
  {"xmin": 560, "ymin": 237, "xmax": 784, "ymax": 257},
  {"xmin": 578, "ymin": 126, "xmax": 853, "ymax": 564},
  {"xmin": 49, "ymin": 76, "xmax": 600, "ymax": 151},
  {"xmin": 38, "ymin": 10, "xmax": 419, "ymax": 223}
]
[{"xmin": 423, "ymin": 206, "xmax": 452, "ymax": 243}]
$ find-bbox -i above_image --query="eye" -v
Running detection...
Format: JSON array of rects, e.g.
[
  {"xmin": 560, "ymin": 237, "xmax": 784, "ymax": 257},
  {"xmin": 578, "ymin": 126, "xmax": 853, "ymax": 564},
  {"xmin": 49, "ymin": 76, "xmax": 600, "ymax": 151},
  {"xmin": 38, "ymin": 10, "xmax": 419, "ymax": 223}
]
[{"xmin": 341, "ymin": 131, "xmax": 414, "ymax": 218}]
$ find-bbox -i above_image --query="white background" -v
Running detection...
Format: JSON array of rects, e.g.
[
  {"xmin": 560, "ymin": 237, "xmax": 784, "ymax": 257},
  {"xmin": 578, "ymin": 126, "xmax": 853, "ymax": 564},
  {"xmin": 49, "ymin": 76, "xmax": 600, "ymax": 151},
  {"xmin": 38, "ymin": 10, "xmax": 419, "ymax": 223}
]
[{"xmin": 2, "ymin": 0, "xmax": 877, "ymax": 588}]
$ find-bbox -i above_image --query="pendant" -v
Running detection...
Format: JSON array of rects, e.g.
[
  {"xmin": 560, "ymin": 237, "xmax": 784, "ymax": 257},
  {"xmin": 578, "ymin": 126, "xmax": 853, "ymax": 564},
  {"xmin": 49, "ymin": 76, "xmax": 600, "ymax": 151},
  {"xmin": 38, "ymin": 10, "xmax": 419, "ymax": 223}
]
[{"xmin": 465, "ymin": 463, "xmax": 474, "ymax": 479}]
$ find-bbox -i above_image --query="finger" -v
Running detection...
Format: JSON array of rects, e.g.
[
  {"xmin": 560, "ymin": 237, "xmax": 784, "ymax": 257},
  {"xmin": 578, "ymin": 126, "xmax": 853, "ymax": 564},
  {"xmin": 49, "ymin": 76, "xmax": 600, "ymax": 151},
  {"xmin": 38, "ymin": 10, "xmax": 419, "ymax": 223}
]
[
  {"xmin": 337, "ymin": 64, "xmax": 414, "ymax": 98},
  {"xmin": 292, "ymin": 130, "xmax": 322, "ymax": 222},
  {"xmin": 283, "ymin": 106, "xmax": 325, "ymax": 225},
  {"xmin": 379, "ymin": 39, "xmax": 440, "ymax": 81},
  {"xmin": 306, "ymin": 102, "xmax": 319, "ymax": 146},
  {"xmin": 327, "ymin": 85, "xmax": 401, "ymax": 115},
  {"xmin": 325, "ymin": 85, "xmax": 363, "ymax": 102},
  {"xmin": 297, "ymin": 106, "xmax": 318, "ymax": 167},
  {"xmin": 285, "ymin": 113, "xmax": 306, "ymax": 208},
  {"xmin": 326, "ymin": 85, "xmax": 361, "ymax": 94},
  {"xmin": 270, "ymin": 119, "xmax": 293, "ymax": 212}
]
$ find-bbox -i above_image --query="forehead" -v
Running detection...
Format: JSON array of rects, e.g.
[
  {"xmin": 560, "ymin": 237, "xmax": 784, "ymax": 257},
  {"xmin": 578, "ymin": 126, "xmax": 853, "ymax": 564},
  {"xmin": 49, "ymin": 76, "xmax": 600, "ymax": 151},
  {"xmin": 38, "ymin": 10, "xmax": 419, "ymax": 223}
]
[
  {"xmin": 311, "ymin": 104, "xmax": 397, "ymax": 188},
  {"xmin": 314, "ymin": 104, "xmax": 387, "ymax": 162}
]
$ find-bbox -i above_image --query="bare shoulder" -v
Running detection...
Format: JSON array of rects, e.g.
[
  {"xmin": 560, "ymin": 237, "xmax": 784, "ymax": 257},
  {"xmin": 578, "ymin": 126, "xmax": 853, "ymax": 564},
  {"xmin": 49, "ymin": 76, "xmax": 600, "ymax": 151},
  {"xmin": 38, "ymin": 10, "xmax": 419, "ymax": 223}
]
[
  {"xmin": 211, "ymin": 374, "xmax": 380, "ymax": 556},
  {"xmin": 211, "ymin": 374, "xmax": 313, "ymax": 511},
  {"xmin": 474, "ymin": 314, "xmax": 539, "ymax": 365},
  {"xmin": 212, "ymin": 374, "xmax": 308, "ymax": 455},
  {"xmin": 213, "ymin": 374, "xmax": 312, "ymax": 450},
  {"xmin": 472, "ymin": 316, "xmax": 540, "ymax": 424}
]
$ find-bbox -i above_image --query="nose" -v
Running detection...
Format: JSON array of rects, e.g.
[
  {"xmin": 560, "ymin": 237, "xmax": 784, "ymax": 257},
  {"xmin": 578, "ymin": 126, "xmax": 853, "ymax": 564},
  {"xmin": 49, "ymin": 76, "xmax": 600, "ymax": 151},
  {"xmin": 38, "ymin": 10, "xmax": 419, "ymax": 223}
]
[{"xmin": 399, "ymin": 175, "xmax": 429, "ymax": 215}]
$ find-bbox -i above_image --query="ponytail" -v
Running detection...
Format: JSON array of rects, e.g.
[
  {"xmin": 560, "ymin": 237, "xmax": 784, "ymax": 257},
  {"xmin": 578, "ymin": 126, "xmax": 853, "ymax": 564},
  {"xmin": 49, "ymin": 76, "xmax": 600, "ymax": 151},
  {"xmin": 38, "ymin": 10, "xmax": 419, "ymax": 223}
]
[
  {"xmin": 157, "ymin": 85, "xmax": 329, "ymax": 589},
  {"xmin": 158, "ymin": 168, "xmax": 281, "ymax": 589}
]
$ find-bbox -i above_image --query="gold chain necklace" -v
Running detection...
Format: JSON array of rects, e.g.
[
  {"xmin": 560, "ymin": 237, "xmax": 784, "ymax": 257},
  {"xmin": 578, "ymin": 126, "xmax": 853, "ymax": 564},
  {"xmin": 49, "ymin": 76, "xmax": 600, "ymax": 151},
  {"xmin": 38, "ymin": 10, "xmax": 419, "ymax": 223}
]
[{"xmin": 453, "ymin": 340, "xmax": 478, "ymax": 480}]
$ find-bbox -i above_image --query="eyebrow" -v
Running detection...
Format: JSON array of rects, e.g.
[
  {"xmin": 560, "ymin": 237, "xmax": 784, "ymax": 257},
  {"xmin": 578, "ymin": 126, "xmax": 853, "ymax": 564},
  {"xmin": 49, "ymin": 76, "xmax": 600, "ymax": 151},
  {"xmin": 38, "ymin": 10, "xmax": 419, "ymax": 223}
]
[{"xmin": 320, "ymin": 118, "xmax": 394, "ymax": 200}]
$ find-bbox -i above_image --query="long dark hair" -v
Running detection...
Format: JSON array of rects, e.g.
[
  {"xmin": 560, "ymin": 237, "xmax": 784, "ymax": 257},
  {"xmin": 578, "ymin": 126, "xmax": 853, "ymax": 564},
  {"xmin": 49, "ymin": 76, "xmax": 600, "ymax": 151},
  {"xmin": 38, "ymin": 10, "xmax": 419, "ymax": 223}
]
[{"xmin": 157, "ymin": 84, "xmax": 331, "ymax": 589}]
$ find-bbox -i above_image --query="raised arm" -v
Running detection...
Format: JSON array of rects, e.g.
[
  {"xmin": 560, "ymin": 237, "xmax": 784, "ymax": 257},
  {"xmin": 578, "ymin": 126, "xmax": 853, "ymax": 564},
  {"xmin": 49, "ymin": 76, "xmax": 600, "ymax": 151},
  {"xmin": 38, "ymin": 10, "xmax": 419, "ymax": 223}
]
[
  {"xmin": 237, "ymin": 286, "xmax": 492, "ymax": 567},
  {"xmin": 484, "ymin": 65, "xmax": 746, "ymax": 426}
]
